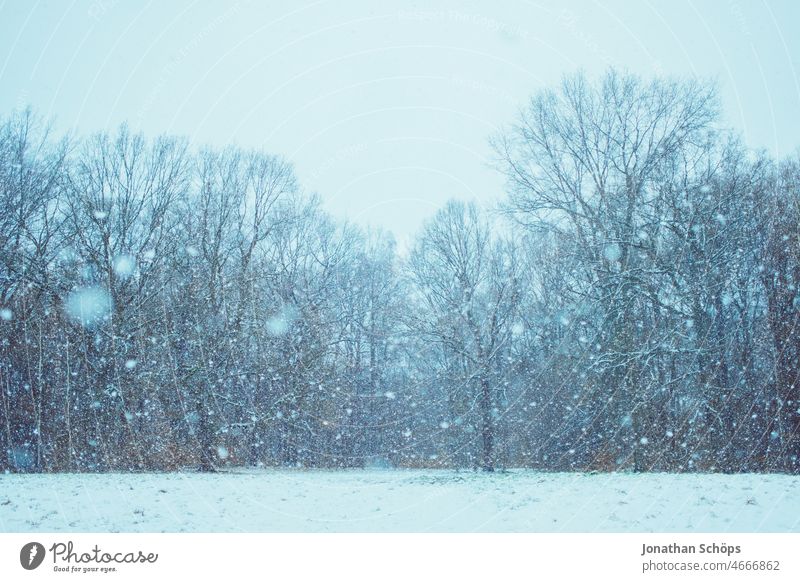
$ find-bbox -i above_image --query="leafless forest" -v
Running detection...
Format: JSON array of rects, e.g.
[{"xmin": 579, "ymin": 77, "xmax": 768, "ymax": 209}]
[{"xmin": 1, "ymin": 70, "xmax": 799, "ymax": 474}]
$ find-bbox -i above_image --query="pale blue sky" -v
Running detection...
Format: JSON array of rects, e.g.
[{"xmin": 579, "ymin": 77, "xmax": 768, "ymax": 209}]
[{"xmin": 1, "ymin": 0, "xmax": 798, "ymax": 244}]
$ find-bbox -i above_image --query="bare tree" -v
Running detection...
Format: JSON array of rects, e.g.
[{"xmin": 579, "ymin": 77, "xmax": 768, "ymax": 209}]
[
  {"xmin": 0, "ymin": 110, "xmax": 69, "ymax": 472},
  {"xmin": 62, "ymin": 125, "xmax": 189, "ymax": 469},
  {"xmin": 493, "ymin": 70, "xmax": 718, "ymax": 471},
  {"xmin": 408, "ymin": 200, "xmax": 521, "ymax": 471},
  {"xmin": 754, "ymin": 156, "xmax": 800, "ymax": 471}
]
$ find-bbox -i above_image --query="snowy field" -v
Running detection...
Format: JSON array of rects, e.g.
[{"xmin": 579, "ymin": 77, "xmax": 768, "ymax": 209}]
[{"xmin": 1, "ymin": 470, "xmax": 798, "ymax": 533}]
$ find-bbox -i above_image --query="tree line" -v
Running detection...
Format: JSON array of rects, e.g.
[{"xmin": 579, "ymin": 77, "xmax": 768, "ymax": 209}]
[{"xmin": 1, "ymin": 69, "xmax": 798, "ymax": 473}]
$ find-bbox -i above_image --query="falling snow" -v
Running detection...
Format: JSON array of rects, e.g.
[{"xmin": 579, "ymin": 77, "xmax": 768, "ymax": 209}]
[
  {"xmin": 64, "ymin": 286, "xmax": 113, "ymax": 327},
  {"xmin": 1, "ymin": 68, "xmax": 799, "ymax": 538},
  {"xmin": 602, "ymin": 242, "xmax": 622, "ymax": 262},
  {"xmin": 112, "ymin": 254, "xmax": 136, "ymax": 279}
]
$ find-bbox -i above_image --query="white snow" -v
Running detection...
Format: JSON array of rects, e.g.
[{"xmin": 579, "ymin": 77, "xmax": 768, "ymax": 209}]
[
  {"xmin": 112, "ymin": 254, "xmax": 136, "ymax": 279},
  {"xmin": 266, "ymin": 304, "xmax": 298, "ymax": 336},
  {"xmin": 602, "ymin": 242, "xmax": 622, "ymax": 262},
  {"xmin": 64, "ymin": 286, "xmax": 113, "ymax": 327},
  {"xmin": 0, "ymin": 470, "xmax": 798, "ymax": 533}
]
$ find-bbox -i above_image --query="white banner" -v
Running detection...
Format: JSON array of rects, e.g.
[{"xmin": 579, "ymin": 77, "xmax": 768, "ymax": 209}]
[{"xmin": 1, "ymin": 533, "xmax": 798, "ymax": 581}]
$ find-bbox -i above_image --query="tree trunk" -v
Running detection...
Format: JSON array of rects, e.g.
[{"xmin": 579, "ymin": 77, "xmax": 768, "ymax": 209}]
[{"xmin": 480, "ymin": 373, "xmax": 494, "ymax": 472}]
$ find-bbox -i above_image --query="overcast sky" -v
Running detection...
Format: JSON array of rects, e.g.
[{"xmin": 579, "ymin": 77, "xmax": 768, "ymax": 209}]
[{"xmin": 1, "ymin": 0, "xmax": 798, "ymax": 246}]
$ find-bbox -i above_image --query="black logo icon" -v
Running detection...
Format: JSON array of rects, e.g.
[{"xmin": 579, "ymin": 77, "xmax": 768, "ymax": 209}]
[{"xmin": 20, "ymin": 542, "xmax": 46, "ymax": 570}]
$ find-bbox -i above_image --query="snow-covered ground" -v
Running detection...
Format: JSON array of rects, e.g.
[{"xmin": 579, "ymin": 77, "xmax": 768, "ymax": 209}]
[{"xmin": 1, "ymin": 470, "xmax": 798, "ymax": 533}]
